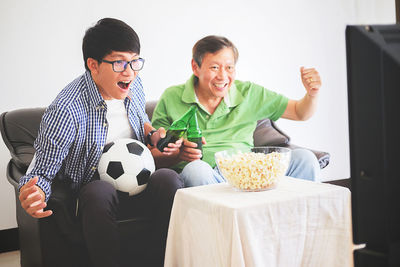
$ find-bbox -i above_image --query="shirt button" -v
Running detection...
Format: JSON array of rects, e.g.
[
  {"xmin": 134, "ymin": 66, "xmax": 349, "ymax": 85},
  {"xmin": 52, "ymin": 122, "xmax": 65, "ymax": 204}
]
[
  {"xmin": 206, "ymin": 115, "xmax": 210, "ymax": 119},
  {"xmin": 91, "ymin": 166, "xmax": 97, "ymax": 171},
  {"xmin": 103, "ymin": 123, "xmax": 108, "ymax": 127},
  {"xmin": 100, "ymin": 146, "xmax": 104, "ymax": 150}
]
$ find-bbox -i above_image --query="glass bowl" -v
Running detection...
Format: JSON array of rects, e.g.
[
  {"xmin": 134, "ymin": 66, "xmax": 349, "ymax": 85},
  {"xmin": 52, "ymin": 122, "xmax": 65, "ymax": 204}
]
[{"xmin": 215, "ymin": 146, "xmax": 291, "ymax": 191}]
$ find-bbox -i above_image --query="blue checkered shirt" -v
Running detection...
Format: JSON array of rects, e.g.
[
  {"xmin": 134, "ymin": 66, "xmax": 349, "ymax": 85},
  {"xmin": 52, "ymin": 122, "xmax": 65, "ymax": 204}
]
[{"xmin": 19, "ymin": 71, "xmax": 150, "ymax": 201}]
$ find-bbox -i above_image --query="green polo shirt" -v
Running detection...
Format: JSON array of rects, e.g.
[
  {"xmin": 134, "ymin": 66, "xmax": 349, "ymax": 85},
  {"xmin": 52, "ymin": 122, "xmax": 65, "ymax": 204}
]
[{"xmin": 152, "ymin": 75, "xmax": 289, "ymax": 171}]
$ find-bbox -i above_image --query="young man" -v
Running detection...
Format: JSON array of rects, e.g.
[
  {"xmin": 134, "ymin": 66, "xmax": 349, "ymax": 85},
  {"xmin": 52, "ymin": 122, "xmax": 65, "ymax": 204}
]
[
  {"xmin": 18, "ymin": 18, "xmax": 182, "ymax": 267},
  {"xmin": 151, "ymin": 35, "xmax": 322, "ymax": 187}
]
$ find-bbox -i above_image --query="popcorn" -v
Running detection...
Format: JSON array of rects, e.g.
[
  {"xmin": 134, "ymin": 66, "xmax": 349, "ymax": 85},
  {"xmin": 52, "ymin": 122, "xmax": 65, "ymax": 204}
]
[{"xmin": 216, "ymin": 151, "xmax": 290, "ymax": 191}]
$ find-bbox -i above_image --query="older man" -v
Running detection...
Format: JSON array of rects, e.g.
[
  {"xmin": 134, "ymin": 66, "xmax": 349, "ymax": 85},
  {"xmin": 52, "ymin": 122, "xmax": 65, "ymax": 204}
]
[{"xmin": 151, "ymin": 35, "xmax": 321, "ymax": 187}]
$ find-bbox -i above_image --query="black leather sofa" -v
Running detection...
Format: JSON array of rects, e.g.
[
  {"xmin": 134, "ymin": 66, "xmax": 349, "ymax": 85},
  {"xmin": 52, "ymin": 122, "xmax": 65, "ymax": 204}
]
[{"xmin": 0, "ymin": 101, "xmax": 330, "ymax": 267}]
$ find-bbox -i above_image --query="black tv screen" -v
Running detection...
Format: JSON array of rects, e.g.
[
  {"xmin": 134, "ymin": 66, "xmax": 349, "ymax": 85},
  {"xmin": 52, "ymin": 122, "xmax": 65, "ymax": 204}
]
[{"xmin": 346, "ymin": 24, "xmax": 400, "ymax": 267}]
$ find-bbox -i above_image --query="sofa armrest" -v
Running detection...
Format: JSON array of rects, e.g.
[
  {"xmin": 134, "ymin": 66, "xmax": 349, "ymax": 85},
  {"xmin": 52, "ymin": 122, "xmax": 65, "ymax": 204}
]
[
  {"xmin": 254, "ymin": 119, "xmax": 330, "ymax": 169},
  {"xmin": 283, "ymin": 143, "xmax": 330, "ymax": 169},
  {"xmin": 0, "ymin": 108, "xmax": 45, "ymax": 171}
]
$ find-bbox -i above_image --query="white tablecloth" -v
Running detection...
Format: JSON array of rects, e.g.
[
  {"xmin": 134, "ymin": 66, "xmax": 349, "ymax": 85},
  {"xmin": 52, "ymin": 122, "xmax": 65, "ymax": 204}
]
[{"xmin": 165, "ymin": 177, "xmax": 352, "ymax": 267}]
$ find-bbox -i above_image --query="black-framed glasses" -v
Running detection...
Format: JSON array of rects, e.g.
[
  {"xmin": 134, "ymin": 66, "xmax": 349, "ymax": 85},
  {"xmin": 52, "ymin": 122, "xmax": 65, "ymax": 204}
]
[{"xmin": 100, "ymin": 58, "xmax": 145, "ymax": 72}]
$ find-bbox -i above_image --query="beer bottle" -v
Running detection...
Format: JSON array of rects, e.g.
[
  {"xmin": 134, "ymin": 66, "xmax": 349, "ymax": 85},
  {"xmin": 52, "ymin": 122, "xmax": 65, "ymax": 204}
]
[
  {"xmin": 156, "ymin": 106, "xmax": 197, "ymax": 152},
  {"xmin": 187, "ymin": 108, "xmax": 203, "ymax": 157}
]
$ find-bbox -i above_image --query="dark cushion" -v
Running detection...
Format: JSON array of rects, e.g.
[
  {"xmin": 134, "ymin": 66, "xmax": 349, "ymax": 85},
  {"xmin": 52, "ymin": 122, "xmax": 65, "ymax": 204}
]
[
  {"xmin": 253, "ymin": 119, "xmax": 290, "ymax": 146},
  {"xmin": 145, "ymin": 100, "xmax": 157, "ymax": 121}
]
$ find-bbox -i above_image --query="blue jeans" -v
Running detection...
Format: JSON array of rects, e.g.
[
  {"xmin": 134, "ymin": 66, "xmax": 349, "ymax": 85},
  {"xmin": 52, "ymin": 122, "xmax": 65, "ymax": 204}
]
[{"xmin": 180, "ymin": 148, "xmax": 321, "ymax": 187}]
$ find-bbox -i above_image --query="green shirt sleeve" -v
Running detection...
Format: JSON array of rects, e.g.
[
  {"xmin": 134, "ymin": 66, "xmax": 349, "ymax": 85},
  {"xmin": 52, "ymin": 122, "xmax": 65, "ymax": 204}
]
[{"xmin": 236, "ymin": 80, "xmax": 289, "ymax": 122}]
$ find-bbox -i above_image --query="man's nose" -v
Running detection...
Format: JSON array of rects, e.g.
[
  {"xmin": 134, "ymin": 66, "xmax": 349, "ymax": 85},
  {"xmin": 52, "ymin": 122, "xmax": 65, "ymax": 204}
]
[
  {"xmin": 121, "ymin": 65, "xmax": 136, "ymax": 76},
  {"xmin": 217, "ymin": 68, "xmax": 228, "ymax": 79}
]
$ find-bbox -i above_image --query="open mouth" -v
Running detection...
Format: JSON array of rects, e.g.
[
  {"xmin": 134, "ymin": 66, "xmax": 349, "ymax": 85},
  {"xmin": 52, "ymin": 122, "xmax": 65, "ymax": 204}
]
[
  {"xmin": 214, "ymin": 83, "xmax": 228, "ymax": 90},
  {"xmin": 117, "ymin": 81, "xmax": 131, "ymax": 90}
]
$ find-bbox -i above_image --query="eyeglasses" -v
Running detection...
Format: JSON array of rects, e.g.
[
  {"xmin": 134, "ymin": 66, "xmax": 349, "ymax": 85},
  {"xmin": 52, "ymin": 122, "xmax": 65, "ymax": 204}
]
[{"xmin": 100, "ymin": 58, "xmax": 145, "ymax": 72}]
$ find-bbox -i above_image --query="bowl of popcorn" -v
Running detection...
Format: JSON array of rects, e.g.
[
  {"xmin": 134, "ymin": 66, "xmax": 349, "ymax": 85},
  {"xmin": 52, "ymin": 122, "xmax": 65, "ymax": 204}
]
[{"xmin": 215, "ymin": 146, "xmax": 291, "ymax": 191}]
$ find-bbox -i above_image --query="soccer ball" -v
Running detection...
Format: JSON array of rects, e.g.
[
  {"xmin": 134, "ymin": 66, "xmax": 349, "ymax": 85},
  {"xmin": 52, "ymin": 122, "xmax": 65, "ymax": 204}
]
[{"xmin": 98, "ymin": 138, "xmax": 155, "ymax": 196}]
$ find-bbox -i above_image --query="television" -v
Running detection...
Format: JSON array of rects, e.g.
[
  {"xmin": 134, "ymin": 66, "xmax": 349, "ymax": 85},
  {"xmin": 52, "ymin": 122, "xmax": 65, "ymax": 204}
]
[{"xmin": 346, "ymin": 24, "xmax": 400, "ymax": 267}]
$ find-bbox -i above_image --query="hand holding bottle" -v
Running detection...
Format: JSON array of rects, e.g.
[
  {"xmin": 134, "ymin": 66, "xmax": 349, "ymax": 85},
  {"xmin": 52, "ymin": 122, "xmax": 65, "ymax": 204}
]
[
  {"xmin": 157, "ymin": 106, "xmax": 197, "ymax": 152},
  {"xmin": 179, "ymin": 137, "xmax": 206, "ymax": 162},
  {"xmin": 186, "ymin": 109, "xmax": 203, "ymax": 158},
  {"xmin": 150, "ymin": 127, "xmax": 183, "ymax": 155}
]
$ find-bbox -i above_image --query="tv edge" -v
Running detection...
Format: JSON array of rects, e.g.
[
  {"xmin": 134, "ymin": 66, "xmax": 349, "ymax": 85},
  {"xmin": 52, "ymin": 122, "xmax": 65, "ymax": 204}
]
[{"xmin": 346, "ymin": 24, "xmax": 400, "ymax": 267}]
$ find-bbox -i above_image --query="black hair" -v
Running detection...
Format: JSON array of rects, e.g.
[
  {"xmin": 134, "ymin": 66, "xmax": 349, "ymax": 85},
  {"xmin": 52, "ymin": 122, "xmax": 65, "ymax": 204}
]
[
  {"xmin": 192, "ymin": 35, "xmax": 238, "ymax": 67},
  {"xmin": 82, "ymin": 18, "xmax": 140, "ymax": 71}
]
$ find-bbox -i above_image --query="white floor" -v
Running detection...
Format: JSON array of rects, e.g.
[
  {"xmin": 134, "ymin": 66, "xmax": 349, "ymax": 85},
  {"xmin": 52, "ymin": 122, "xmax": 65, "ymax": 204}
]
[{"xmin": 0, "ymin": 250, "xmax": 20, "ymax": 267}]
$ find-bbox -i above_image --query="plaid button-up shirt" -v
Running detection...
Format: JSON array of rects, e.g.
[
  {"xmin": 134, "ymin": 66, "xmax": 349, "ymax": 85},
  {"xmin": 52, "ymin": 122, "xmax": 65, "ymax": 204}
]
[{"xmin": 19, "ymin": 71, "xmax": 150, "ymax": 201}]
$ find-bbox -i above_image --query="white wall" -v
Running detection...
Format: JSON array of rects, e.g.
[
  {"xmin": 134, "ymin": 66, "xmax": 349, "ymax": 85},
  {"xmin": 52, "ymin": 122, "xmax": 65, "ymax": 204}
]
[{"xmin": 0, "ymin": 0, "xmax": 395, "ymax": 230}]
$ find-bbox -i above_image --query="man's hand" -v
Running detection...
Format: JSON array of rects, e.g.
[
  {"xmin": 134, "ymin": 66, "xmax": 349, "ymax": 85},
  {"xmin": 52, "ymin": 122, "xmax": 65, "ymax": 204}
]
[
  {"xmin": 151, "ymin": 127, "xmax": 183, "ymax": 155},
  {"xmin": 179, "ymin": 137, "xmax": 206, "ymax": 162},
  {"xmin": 300, "ymin": 66, "xmax": 321, "ymax": 97},
  {"xmin": 19, "ymin": 176, "xmax": 52, "ymax": 218},
  {"xmin": 282, "ymin": 67, "xmax": 321, "ymax": 121}
]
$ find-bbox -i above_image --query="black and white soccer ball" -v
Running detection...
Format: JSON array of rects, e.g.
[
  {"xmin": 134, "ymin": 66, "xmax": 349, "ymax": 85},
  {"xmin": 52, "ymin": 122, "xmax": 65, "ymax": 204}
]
[{"xmin": 98, "ymin": 138, "xmax": 155, "ymax": 196}]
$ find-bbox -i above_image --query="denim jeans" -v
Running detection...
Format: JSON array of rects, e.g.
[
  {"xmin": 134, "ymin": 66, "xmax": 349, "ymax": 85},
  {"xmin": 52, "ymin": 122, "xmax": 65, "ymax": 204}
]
[{"xmin": 180, "ymin": 148, "xmax": 321, "ymax": 187}]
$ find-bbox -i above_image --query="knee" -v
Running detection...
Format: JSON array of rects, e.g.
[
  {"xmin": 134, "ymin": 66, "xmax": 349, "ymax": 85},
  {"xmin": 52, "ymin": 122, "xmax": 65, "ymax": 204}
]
[
  {"xmin": 79, "ymin": 180, "xmax": 118, "ymax": 214},
  {"xmin": 292, "ymin": 149, "xmax": 319, "ymax": 166},
  {"xmin": 180, "ymin": 160, "xmax": 215, "ymax": 187},
  {"xmin": 80, "ymin": 180, "xmax": 116, "ymax": 201},
  {"xmin": 288, "ymin": 149, "xmax": 321, "ymax": 181},
  {"xmin": 149, "ymin": 168, "xmax": 183, "ymax": 192},
  {"xmin": 145, "ymin": 169, "xmax": 182, "ymax": 209}
]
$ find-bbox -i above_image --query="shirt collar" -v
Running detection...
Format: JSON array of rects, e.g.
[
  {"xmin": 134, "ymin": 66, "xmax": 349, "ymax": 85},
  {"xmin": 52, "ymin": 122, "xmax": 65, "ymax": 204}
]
[
  {"xmin": 226, "ymin": 81, "xmax": 243, "ymax": 107},
  {"xmin": 181, "ymin": 75, "xmax": 198, "ymax": 104},
  {"xmin": 85, "ymin": 71, "xmax": 106, "ymax": 108},
  {"xmin": 181, "ymin": 74, "xmax": 244, "ymax": 108}
]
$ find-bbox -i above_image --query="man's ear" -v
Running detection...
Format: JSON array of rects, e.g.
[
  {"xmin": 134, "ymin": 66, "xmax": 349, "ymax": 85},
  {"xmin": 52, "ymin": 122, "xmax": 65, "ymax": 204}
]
[
  {"xmin": 87, "ymin": 58, "xmax": 99, "ymax": 74},
  {"xmin": 191, "ymin": 59, "xmax": 200, "ymax": 77}
]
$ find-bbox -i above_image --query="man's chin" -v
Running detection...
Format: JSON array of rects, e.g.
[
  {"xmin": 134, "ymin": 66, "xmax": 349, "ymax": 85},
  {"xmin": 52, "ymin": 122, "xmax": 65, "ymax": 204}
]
[
  {"xmin": 214, "ymin": 88, "xmax": 229, "ymax": 98},
  {"xmin": 107, "ymin": 93, "xmax": 128, "ymax": 101},
  {"xmin": 116, "ymin": 87, "xmax": 130, "ymax": 99}
]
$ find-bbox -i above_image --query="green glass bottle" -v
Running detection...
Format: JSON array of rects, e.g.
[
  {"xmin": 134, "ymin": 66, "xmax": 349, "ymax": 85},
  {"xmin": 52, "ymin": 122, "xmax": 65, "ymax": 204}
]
[
  {"xmin": 187, "ymin": 108, "xmax": 203, "ymax": 157},
  {"xmin": 156, "ymin": 106, "xmax": 197, "ymax": 152}
]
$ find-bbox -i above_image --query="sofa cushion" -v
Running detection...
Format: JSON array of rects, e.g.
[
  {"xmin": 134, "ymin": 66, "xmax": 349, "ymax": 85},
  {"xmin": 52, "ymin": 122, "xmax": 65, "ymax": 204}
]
[
  {"xmin": 145, "ymin": 100, "xmax": 158, "ymax": 121},
  {"xmin": 253, "ymin": 119, "xmax": 290, "ymax": 146}
]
